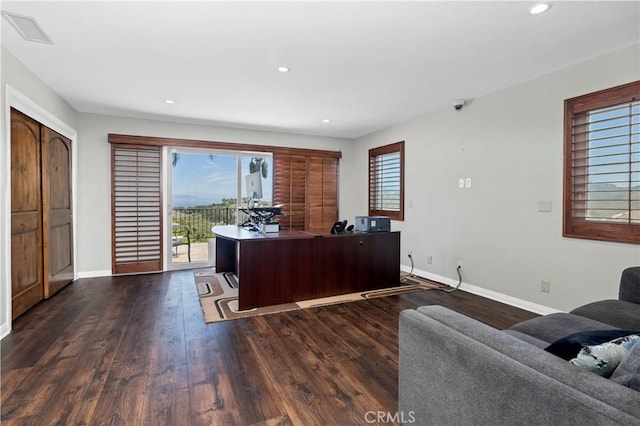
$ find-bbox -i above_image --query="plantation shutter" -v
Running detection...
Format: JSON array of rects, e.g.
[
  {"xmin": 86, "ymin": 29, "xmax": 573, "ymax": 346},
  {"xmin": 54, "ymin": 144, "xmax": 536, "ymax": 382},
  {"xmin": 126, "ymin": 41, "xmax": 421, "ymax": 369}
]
[
  {"xmin": 369, "ymin": 141, "xmax": 404, "ymax": 221},
  {"xmin": 307, "ymin": 157, "xmax": 338, "ymax": 231},
  {"xmin": 111, "ymin": 144, "xmax": 163, "ymax": 274},
  {"xmin": 564, "ymin": 81, "xmax": 640, "ymax": 244},
  {"xmin": 274, "ymin": 154, "xmax": 338, "ymax": 231},
  {"xmin": 273, "ymin": 155, "xmax": 307, "ymax": 230}
]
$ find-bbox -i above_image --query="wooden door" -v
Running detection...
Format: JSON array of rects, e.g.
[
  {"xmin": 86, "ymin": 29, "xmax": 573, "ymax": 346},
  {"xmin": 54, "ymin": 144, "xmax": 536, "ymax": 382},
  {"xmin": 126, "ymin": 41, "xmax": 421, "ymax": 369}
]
[
  {"xmin": 42, "ymin": 126, "xmax": 74, "ymax": 297},
  {"xmin": 10, "ymin": 109, "xmax": 44, "ymax": 318}
]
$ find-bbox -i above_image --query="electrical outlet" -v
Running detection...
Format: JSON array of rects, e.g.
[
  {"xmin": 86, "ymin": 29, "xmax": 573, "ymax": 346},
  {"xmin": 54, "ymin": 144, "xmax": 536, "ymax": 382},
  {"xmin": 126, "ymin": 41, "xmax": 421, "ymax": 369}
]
[
  {"xmin": 541, "ymin": 280, "xmax": 550, "ymax": 293},
  {"xmin": 457, "ymin": 260, "xmax": 463, "ymax": 268},
  {"xmin": 427, "ymin": 255, "xmax": 433, "ymax": 264},
  {"xmin": 408, "ymin": 250, "xmax": 413, "ymax": 258}
]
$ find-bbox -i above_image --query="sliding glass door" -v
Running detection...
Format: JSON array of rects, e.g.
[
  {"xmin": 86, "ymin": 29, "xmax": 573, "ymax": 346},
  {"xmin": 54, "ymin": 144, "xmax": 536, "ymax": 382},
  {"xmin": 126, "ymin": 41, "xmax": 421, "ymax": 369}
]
[
  {"xmin": 168, "ymin": 148, "xmax": 237, "ymax": 270},
  {"xmin": 167, "ymin": 147, "xmax": 272, "ymax": 270}
]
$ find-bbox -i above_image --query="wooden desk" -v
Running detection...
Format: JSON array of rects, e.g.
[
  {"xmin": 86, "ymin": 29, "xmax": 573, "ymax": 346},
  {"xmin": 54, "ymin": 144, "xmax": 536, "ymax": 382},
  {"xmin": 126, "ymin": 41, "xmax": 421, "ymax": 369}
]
[{"xmin": 213, "ymin": 225, "xmax": 400, "ymax": 310}]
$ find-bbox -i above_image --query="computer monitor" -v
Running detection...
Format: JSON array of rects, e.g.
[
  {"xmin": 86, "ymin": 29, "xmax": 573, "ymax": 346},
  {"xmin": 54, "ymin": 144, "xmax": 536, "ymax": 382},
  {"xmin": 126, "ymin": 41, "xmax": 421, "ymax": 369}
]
[{"xmin": 245, "ymin": 171, "xmax": 263, "ymax": 200}]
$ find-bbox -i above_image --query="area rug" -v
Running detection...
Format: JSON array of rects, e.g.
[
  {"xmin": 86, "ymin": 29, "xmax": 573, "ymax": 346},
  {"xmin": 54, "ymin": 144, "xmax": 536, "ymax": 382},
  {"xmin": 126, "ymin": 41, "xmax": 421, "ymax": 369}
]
[{"xmin": 193, "ymin": 268, "xmax": 445, "ymax": 323}]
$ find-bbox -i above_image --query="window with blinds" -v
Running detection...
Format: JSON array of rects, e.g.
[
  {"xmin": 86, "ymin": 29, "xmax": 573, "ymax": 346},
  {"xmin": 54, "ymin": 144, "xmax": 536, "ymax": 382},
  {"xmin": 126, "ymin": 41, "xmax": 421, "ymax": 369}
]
[
  {"xmin": 111, "ymin": 144, "xmax": 163, "ymax": 274},
  {"xmin": 564, "ymin": 81, "xmax": 640, "ymax": 244},
  {"xmin": 369, "ymin": 141, "xmax": 404, "ymax": 221}
]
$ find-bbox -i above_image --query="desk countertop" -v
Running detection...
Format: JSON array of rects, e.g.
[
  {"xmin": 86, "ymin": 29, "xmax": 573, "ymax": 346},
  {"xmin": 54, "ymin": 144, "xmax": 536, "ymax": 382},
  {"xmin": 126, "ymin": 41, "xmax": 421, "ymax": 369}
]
[
  {"xmin": 212, "ymin": 225, "xmax": 318, "ymax": 241},
  {"xmin": 212, "ymin": 225, "xmax": 400, "ymax": 241}
]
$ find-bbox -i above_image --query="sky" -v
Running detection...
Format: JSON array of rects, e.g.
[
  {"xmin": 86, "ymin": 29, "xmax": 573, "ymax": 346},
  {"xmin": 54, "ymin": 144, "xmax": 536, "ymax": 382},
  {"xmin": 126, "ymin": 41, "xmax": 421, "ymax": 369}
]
[{"xmin": 171, "ymin": 152, "xmax": 273, "ymax": 207}]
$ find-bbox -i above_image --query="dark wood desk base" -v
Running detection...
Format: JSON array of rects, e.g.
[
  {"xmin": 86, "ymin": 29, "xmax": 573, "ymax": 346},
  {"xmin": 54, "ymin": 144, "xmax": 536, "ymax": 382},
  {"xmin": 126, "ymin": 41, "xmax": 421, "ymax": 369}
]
[{"xmin": 213, "ymin": 226, "xmax": 400, "ymax": 310}]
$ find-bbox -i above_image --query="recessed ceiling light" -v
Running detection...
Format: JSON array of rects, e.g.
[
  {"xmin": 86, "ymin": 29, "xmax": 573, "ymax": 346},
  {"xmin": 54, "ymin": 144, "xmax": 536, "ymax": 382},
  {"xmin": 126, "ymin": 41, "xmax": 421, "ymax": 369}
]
[
  {"xmin": 277, "ymin": 66, "xmax": 290, "ymax": 73},
  {"xmin": 529, "ymin": 3, "xmax": 551, "ymax": 15},
  {"xmin": 322, "ymin": 119, "xmax": 331, "ymax": 123},
  {"xmin": 164, "ymin": 99, "xmax": 175, "ymax": 104}
]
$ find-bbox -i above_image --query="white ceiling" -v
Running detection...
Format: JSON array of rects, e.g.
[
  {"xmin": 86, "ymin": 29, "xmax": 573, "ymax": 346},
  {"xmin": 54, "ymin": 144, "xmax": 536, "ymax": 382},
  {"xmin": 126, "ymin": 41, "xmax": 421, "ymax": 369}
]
[{"xmin": 1, "ymin": 1, "xmax": 639, "ymax": 139}]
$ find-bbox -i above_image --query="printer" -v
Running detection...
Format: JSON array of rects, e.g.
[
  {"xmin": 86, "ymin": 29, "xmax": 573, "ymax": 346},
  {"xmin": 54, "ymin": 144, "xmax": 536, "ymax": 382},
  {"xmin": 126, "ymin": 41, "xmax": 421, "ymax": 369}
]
[{"xmin": 355, "ymin": 216, "xmax": 391, "ymax": 233}]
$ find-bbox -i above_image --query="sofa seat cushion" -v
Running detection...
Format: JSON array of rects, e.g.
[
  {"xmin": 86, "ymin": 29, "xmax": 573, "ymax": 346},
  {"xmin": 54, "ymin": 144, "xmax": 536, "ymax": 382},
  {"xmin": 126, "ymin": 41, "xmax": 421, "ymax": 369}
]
[
  {"xmin": 509, "ymin": 313, "xmax": 617, "ymax": 343},
  {"xmin": 571, "ymin": 299, "xmax": 640, "ymax": 330},
  {"xmin": 503, "ymin": 329, "xmax": 549, "ymax": 348}
]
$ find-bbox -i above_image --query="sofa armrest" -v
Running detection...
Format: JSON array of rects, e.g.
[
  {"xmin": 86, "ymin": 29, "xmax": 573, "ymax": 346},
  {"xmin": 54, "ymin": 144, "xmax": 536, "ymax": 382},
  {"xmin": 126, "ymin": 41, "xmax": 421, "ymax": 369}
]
[
  {"xmin": 399, "ymin": 306, "xmax": 640, "ymax": 425},
  {"xmin": 620, "ymin": 267, "xmax": 640, "ymax": 304}
]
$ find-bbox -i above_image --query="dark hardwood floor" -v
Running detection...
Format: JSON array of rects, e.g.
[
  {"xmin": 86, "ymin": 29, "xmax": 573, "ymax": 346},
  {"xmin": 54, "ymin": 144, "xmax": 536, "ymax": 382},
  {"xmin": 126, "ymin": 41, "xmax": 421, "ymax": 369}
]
[{"xmin": 1, "ymin": 271, "xmax": 538, "ymax": 425}]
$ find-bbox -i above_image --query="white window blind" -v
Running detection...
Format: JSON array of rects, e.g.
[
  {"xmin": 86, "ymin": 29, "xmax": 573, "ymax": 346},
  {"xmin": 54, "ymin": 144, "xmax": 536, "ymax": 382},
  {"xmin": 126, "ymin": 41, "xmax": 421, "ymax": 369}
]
[{"xmin": 111, "ymin": 144, "xmax": 162, "ymax": 274}]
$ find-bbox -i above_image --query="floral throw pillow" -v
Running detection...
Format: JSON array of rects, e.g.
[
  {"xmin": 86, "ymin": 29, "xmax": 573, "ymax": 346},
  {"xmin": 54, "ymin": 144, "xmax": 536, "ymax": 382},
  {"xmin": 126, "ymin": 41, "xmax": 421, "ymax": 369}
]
[{"xmin": 569, "ymin": 334, "xmax": 640, "ymax": 378}]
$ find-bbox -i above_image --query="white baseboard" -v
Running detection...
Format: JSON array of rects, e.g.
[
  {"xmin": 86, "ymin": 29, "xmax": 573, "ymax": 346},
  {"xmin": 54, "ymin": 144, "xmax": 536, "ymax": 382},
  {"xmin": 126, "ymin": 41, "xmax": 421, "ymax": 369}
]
[
  {"xmin": 76, "ymin": 270, "xmax": 112, "ymax": 279},
  {"xmin": 0, "ymin": 321, "xmax": 10, "ymax": 339},
  {"xmin": 401, "ymin": 265, "xmax": 562, "ymax": 316}
]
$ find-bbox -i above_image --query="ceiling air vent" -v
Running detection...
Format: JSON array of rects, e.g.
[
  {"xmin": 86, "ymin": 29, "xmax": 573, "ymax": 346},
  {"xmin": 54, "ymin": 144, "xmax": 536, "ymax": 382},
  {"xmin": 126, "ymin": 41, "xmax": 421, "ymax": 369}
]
[{"xmin": 2, "ymin": 11, "xmax": 53, "ymax": 44}]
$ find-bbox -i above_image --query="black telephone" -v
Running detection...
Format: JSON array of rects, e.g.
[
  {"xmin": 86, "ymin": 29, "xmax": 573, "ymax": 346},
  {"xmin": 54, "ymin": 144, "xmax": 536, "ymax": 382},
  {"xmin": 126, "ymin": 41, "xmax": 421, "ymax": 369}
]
[{"xmin": 330, "ymin": 220, "xmax": 348, "ymax": 234}]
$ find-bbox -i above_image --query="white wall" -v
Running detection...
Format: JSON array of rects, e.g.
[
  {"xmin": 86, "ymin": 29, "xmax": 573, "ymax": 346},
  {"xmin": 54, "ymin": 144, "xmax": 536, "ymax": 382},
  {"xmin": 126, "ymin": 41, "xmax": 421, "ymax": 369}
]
[
  {"xmin": 3, "ymin": 41, "xmax": 639, "ymax": 338},
  {"xmin": 346, "ymin": 44, "xmax": 640, "ymax": 313},
  {"xmin": 75, "ymin": 113, "xmax": 353, "ymax": 276}
]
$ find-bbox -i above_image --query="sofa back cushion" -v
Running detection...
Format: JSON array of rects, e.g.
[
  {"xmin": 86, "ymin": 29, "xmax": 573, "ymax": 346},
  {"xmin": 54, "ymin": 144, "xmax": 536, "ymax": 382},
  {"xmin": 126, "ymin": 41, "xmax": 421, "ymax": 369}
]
[
  {"xmin": 620, "ymin": 266, "xmax": 640, "ymax": 304},
  {"xmin": 571, "ymin": 300, "xmax": 640, "ymax": 330}
]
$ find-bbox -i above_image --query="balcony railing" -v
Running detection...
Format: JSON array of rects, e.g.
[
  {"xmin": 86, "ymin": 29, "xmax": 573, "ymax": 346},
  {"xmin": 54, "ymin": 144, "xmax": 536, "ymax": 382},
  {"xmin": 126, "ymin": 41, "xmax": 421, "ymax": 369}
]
[{"xmin": 172, "ymin": 206, "xmax": 237, "ymax": 242}]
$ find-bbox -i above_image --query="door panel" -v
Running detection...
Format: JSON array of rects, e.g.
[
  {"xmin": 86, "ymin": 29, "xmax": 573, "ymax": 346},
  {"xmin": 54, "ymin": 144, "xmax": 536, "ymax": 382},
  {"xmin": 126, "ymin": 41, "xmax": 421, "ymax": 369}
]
[
  {"xmin": 10, "ymin": 109, "xmax": 43, "ymax": 318},
  {"xmin": 42, "ymin": 127, "xmax": 74, "ymax": 296}
]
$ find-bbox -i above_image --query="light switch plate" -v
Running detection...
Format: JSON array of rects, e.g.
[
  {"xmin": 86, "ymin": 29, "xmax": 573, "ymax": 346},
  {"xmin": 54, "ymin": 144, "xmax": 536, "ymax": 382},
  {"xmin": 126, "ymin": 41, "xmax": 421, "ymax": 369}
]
[{"xmin": 458, "ymin": 178, "xmax": 465, "ymax": 189}]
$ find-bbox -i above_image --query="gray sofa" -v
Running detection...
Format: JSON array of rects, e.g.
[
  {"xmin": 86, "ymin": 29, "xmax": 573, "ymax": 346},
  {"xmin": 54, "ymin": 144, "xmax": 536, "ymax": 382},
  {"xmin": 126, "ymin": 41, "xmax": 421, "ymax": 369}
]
[{"xmin": 399, "ymin": 267, "xmax": 640, "ymax": 425}]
